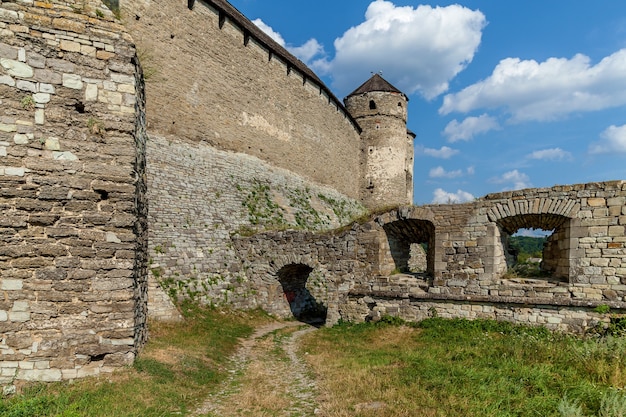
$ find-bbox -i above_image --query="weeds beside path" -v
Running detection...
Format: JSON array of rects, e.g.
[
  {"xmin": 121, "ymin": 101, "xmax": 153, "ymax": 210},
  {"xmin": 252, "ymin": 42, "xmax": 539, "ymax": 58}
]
[{"xmin": 195, "ymin": 321, "xmax": 319, "ymax": 417}]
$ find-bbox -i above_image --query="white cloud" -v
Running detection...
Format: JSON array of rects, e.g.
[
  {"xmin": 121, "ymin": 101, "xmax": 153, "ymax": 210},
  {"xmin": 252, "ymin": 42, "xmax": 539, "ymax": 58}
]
[
  {"xmin": 432, "ymin": 188, "xmax": 475, "ymax": 204},
  {"xmin": 252, "ymin": 19, "xmax": 325, "ymax": 65},
  {"xmin": 589, "ymin": 124, "xmax": 626, "ymax": 154},
  {"xmin": 290, "ymin": 39, "xmax": 325, "ymax": 64},
  {"xmin": 440, "ymin": 50, "xmax": 626, "ymax": 122},
  {"xmin": 420, "ymin": 146, "xmax": 459, "ymax": 159},
  {"xmin": 429, "ymin": 166, "xmax": 462, "ymax": 179},
  {"xmin": 513, "ymin": 228, "xmax": 552, "ymax": 237},
  {"xmin": 429, "ymin": 165, "xmax": 474, "ymax": 179},
  {"xmin": 527, "ymin": 148, "xmax": 572, "ymax": 161},
  {"xmin": 253, "ymin": 19, "xmax": 286, "ymax": 46},
  {"xmin": 315, "ymin": 1, "xmax": 486, "ymax": 98},
  {"xmin": 443, "ymin": 114, "xmax": 500, "ymax": 142},
  {"xmin": 489, "ymin": 169, "xmax": 531, "ymax": 190}
]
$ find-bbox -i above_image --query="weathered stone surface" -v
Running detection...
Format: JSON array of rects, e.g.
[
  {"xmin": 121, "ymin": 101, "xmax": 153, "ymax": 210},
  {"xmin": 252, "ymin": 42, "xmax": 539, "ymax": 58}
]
[
  {"xmin": 0, "ymin": 58, "xmax": 33, "ymax": 78},
  {"xmin": 0, "ymin": 0, "xmax": 147, "ymax": 386}
]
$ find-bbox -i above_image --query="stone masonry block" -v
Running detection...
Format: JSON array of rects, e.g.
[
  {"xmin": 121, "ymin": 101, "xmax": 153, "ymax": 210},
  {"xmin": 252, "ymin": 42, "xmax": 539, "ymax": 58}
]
[
  {"xmin": 587, "ymin": 197, "xmax": 606, "ymax": 207},
  {"xmin": 62, "ymin": 73, "xmax": 83, "ymax": 89}
]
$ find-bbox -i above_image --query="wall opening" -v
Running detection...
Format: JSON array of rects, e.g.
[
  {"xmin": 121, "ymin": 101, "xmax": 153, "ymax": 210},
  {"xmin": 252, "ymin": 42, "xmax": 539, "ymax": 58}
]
[
  {"xmin": 382, "ymin": 219, "xmax": 435, "ymax": 280},
  {"xmin": 369, "ymin": 100, "xmax": 377, "ymax": 110},
  {"xmin": 496, "ymin": 214, "xmax": 571, "ymax": 283},
  {"xmin": 277, "ymin": 263, "xmax": 327, "ymax": 326}
]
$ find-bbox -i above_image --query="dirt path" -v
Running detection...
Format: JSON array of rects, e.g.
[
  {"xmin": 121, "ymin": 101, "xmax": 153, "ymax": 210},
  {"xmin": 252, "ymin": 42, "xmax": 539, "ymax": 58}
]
[{"xmin": 193, "ymin": 321, "xmax": 319, "ymax": 416}]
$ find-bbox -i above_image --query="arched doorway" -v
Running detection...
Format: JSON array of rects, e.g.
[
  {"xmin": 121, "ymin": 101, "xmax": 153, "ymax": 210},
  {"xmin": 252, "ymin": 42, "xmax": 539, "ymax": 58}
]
[
  {"xmin": 276, "ymin": 263, "xmax": 327, "ymax": 325},
  {"xmin": 496, "ymin": 213, "xmax": 572, "ymax": 282}
]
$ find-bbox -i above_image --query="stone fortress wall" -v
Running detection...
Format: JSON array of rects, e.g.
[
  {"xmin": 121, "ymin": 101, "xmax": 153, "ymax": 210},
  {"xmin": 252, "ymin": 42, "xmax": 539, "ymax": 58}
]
[
  {"xmin": 0, "ymin": 0, "xmax": 147, "ymax": 384},
  {"xmin": 120, "ymin": 0, "xmax": 372, "ymax": 320},
  {"xmin": 122, "ymin": 0, "xmax": 363, "ymax": 199}
]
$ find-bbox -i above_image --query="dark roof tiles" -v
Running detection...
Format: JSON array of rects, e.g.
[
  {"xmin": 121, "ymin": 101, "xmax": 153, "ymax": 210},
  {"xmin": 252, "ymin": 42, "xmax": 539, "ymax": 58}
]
[{"xmin": 346, "ymin": 73, "xmax": 408, "ymax": 101}]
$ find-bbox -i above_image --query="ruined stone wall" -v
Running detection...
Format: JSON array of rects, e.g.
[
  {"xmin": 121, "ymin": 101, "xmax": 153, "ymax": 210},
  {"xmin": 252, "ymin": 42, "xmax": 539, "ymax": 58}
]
[
  {"xmin": 122, "ymin": 0, "xmax": 361, "ymax": 199},
  {"xmin": 235, "ymin": 181, "xmax": 626, "ymax": 332},
  {"xmin": 0, "ymin": 0, "xmax": 146, "ymax": 383}
]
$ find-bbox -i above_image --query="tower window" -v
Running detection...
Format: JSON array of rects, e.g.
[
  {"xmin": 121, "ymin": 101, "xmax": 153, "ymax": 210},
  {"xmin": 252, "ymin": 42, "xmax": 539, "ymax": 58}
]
[
  {"xmin": 398, "ymin": 102, "xmax": 402, "ymax": 107},
  {"xmin": 369, "ymin": 100, "xmax": 377, "ymax": 110}
]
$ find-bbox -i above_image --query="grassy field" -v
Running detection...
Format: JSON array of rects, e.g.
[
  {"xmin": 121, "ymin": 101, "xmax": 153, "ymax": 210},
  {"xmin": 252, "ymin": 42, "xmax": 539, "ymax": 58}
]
[
  {"xmin": 0, "ymin": 303, "xmax": 273, "ymax": 417},
  {"xmin": 1, "ymin": 309, "xmax": 626, "ymax": 416},
  {"xmin": 301, "ymin": 317, "xmax": 626, "ymax": 417}
]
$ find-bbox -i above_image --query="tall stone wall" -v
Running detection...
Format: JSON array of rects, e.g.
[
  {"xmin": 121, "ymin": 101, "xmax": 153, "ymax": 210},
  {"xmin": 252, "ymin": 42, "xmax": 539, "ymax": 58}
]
[
  {"xmin": 116, "ymin": 0, "xmax": 368, "ymax": 317},
  {"xmin": 0, "ymin": 0, "xmax": 146, "ymax": 384},
  {"xmin": 122, "ymin": 0, "xmax": 362, "ymax": 199}
]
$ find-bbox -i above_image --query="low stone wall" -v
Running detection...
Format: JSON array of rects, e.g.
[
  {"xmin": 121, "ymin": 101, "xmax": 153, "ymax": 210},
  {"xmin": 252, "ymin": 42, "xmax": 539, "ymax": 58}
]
[
  {"xmin": 235, "ymin": 181, "xmax": 626, "ymax": 332},
  {"xmin": 0, "ymin": 0, "xmax": 146, "ymax": 384},
  {"xmin": 342, "ymin": 294, "xmax": 610, "ymax": 333}
]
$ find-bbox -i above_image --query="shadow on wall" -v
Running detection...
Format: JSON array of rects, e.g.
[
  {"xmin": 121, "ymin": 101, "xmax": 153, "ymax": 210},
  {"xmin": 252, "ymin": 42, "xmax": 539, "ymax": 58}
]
[
  {"xmin": 277, "ymin": 263, "xmax": 327, "ymax": 326},
  {"xmin": 383, "ymin": 219, "xmax": 436, "ymax": 277}
]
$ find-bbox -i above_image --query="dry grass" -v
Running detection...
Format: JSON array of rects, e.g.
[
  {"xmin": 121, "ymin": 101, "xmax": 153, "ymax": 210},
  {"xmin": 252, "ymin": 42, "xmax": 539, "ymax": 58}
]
[{"xmin": 303, "ymin": 325, "xmax": 426, "ymax": 417}]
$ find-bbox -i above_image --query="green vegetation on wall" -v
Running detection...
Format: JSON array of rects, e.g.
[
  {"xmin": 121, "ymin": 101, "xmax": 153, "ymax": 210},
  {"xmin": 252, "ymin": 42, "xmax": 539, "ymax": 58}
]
[{"xmin": 238, "ymin": 179, "xmax": 366, "ymax": 234}]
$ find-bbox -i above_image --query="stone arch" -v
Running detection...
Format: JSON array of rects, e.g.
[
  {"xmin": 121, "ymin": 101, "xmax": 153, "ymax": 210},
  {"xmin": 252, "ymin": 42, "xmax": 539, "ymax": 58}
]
[
  {"xmin": 381, "ymin": 219, "xmax": 436, "ymax": 277},
  {"xmin": 495, "ymin": 213, "xmax": 574, "ymax": 281},
  {"xmin": 276, "ymin": 263, "xmax": 327, "ymax": 325}
]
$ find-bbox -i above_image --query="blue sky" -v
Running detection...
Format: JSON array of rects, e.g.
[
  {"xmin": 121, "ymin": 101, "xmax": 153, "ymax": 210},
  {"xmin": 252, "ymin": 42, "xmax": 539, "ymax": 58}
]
[{"xmin": 229, "ymin": 0, "xmax": 626, "ymax": 205}]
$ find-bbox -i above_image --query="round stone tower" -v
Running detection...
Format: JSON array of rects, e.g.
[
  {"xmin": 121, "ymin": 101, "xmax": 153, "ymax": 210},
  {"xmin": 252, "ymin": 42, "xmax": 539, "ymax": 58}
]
[{"xmin": 344, "ymin": 74, "xmax": 415, "ymax": 210}]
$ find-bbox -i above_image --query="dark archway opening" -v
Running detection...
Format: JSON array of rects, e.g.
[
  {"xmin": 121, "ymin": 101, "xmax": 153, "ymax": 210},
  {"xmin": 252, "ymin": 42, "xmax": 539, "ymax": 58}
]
[
  {"xmin": 382, "ymin": 219, "xmax": 436, "ymax": 282},
  {"xmin": 497, "ymin": 213, "xmax": 571, "ymax": 282},
  {"xmin": 277, "ymin": 264, "xmax": 327, "ymax": 326}
]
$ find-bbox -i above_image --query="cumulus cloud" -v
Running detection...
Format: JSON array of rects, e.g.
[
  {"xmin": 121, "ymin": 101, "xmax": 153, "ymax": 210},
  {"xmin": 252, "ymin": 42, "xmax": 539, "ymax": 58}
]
[
  {"xmin": 429, "ymin": 166, "xmax": 474, "ymax": 179},
  {"xmin": 289, "ymin": 39, "xmax": 324, "ymax": 64},
  {"xmin": 443, "ymin": 114, "xmax": 500, "ymax": 142},
  {"xmin": 432, "ymin": 188, "xmax": 475, "ymax": 204},
  {"xmin": 253, "ymin": 19, "xmax": 286, "ymax": 45},
  {"xmin": 314, "ymin": 1, "xmax": 486, "ymax": 98},
  {"xmin": 489, "ymin": 170, "xmax": 531, "ymax": 190},
  {"xmin": 589, "ymin": 124, "xmax": 626, "ymax": 154},
  {"xmin": 527, "ymin": 148, "xmax": 572, "ymax": 161},
  {"xmin": 419, "ymin": 146, "xmax": 459, "ymax": 159},
  {"xmin": 429, "ymin": 166, "xmax": 462, "ymax": 179},
  {"xmin": 440, "ymin": 50, "xmax": 626, "ymax": 122},
  {"xmin": 252, "ymin": 19, "xmax": 325, "ymax": 65}
]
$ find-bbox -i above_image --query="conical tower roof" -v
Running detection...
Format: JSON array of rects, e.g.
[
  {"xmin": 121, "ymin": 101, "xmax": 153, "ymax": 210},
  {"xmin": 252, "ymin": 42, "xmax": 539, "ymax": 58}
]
[{"xmin": 345, "ymin": 73, "xmax": 408, "ymax": 101}]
